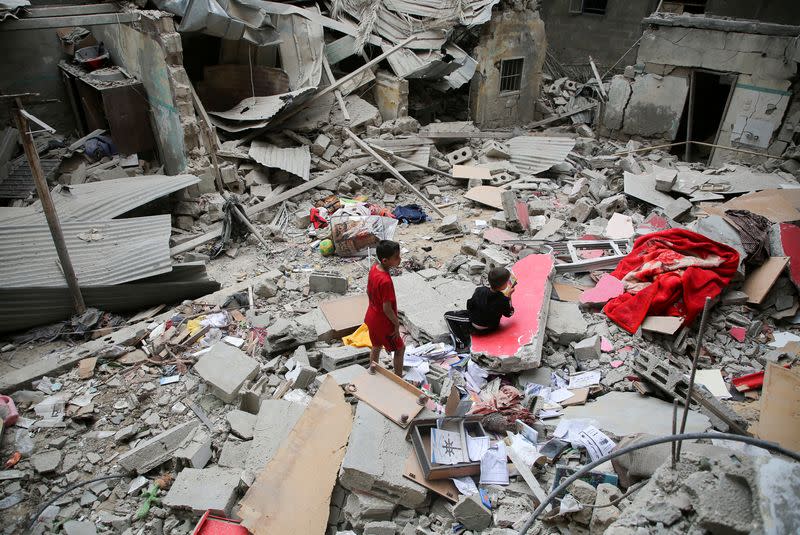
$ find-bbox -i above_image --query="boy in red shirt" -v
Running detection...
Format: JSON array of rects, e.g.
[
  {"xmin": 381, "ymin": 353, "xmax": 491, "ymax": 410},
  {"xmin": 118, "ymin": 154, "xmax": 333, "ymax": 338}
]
[{"xmin": 365, "ymin": 240, "xmax": 405, "ymax": 376}]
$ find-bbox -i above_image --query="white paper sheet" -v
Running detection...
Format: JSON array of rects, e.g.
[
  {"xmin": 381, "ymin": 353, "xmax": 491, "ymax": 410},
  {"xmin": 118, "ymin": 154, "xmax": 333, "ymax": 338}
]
[
  {"xmin": 479, "ymin": 442, "xmax": 509, "ymax": 485},
  {"xmin": 694, "ymin": 369, "xmax": 732, "ymax": 399},
  {"xmin": 576, "ymin": 425, "xmax": 616, "ymax": 461},
  {"xmin": 568, "ymin": 370, "xmax": 602, "ymax": 389},
  {"xmin": 549, "ymin": 388, "xmax": 575, "ymax": 404},
  {"xmin": 451, "ymin": 476, "xmax": 479, "ymax": 496},
  {"xmin": 466, "ymin": 434, "xmax": 490, "ymax": 462},
  {"xmin": 431, "ymin": 428, "xmax": 468, "ymax": 465}
]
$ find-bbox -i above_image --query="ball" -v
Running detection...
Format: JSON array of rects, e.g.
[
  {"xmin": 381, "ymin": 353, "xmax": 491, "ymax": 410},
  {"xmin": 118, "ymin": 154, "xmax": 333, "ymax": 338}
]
[{"xmin": 319, "ymin": 239, "xmax": 335, "ymax": 256}]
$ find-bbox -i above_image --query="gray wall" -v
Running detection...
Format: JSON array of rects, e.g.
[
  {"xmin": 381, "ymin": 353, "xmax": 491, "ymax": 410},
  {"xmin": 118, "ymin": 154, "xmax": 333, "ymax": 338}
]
[
  {"xmin": 540, "ymin": 0, "xmax": 658, "ymax": 71},
  {"xmin": 705, "ymin": 0, "xmax": 800, "ymax": 25}
]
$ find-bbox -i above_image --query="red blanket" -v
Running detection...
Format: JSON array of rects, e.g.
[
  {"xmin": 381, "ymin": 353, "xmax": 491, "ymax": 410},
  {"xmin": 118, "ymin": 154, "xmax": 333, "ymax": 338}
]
[{"xmin": 604, "ymin": 229, "xmax": 739, "ymax": 334}]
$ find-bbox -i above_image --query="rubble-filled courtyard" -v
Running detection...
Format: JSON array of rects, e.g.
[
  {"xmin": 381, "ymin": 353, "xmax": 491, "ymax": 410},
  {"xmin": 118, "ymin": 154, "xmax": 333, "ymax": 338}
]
[{"xmin": 1, "ymin": 1, "xmax": 800, "ymax": 534}]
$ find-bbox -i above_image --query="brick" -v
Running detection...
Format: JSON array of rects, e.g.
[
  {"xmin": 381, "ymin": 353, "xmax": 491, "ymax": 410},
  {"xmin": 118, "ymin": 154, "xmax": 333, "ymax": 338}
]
[{"xmin": 321, "ymin": 346, "xmax": 371, "ymax": 372}]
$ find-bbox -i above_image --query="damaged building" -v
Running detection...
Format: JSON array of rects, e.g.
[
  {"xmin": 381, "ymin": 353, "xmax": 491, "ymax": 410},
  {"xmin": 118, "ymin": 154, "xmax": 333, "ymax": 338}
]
[{"xmin": 0, "ymin": 1, "xmax": 800, "ymax": 535}]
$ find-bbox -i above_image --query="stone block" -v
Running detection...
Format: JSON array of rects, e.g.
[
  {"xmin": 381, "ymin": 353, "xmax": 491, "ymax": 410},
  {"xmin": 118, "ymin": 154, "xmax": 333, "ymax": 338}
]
[
  {"xmin": 118, "ymin": 421, "xmax": 200, "ymax": 474},
  {"xmin": 568, "ymin": 479, "xmax": 596, "ymax": 525},
  {"xmin": 574, "ymin": 335, "xmax": 602, "ymax": 362},
  {"xmin": 175, "ymin": 427, "xmax": 212, "ymax": 469},
  {"xmin": 218, "ymin": 439, "xmax": 252, "ymax": 469},
  {"xmin": 243, "ymin": 400, "xmax": 305, "ymax": 485},
  {"xmin": 309, "ymin": 271, "xmax": 348, "ymax": 294},
  {"xmin": 286, "ymin": 365, "xmax": 317, "ymax": 389},
  {"xmin": 590, "ymin": 483, "xmax": 622, "ymax": 534},
  {"xmin": 344, "ymin": 491, "xmax": 396, "ymax": 529},
  {"xmin": 226, "ymin": 409, "xmax": 257, "ymax": 439},
  {"xmin": 546, "ymin": 301, "xmax": 588, "ymax": 345},
  {"xmin": 194, "ymin": 343, "xmax": 259, "ymax": 403},
  {"xmin": 163, "ymin": 467, "xmax": 240, "ymax": 515},
  {"xmin": 453, "ymin": 494, "xmax": 492, "ymax": 531},
  {"xmin": 255, "ymin": 280, "xmax": 278, "ymax": 298},
  {"xmin": 339, "ymin": 403, "xmax": 427, "ymax": 508},
  {"xmin": 321, "ymin": 346, "xmax": 371, "ymax": 372}
]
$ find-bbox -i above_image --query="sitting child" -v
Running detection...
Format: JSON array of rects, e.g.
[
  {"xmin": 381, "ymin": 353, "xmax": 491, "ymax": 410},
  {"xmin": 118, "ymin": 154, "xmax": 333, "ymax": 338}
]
[{"xmin": 444, "ymin": 266, "xmax": 515, "ymax": 351}]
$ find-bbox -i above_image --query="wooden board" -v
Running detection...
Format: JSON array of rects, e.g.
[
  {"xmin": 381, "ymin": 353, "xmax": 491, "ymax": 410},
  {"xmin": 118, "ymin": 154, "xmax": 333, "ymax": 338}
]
[
  {"xmin": 553, "ymin": 282, "xmax": 584, "ymax": 302},
  {"xmin": 403, "ymin": 451, "xmax": 459, "ymax": 503},
  {"xmin": 561, "ymin": 387, "xmax": 589, "ymax": 407},
  {"xmin": 319, "ymin": 293, "xmax": 369, "ymax": 333},
  {"xmin": 101, "ymin": 83, "xmax": 156, "ymax": 154},
  {"xmin": 452, "ymin": 165, "xmax": 492, "ymax": 180},
  {"xmin": 238, "ymin": 377, "xmax": 353, "ymax": 535},
  {"xmin": 464, "ymin": 185, "xmax": 503, "ymax": 210},
  {"xmin": 742, "ymin": 257, "xmax": 789, "ymax": 305},
  {"xmin": 755, "ymin": 363, "xmax": 800, "ymax": 450},
  {"xmin": 347, "ymin": 364, "xmax": 425, "ymax": 427}
]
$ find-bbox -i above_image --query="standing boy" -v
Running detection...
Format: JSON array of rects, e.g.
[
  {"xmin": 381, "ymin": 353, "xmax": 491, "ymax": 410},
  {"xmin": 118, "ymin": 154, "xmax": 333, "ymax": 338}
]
[
  {"xmin": 444, "ymin": 266, "xmax": 515, "ymax": 351},
  {"xmin": 365, "ymin": 240, "xmax": 405, "ymax": 376}
]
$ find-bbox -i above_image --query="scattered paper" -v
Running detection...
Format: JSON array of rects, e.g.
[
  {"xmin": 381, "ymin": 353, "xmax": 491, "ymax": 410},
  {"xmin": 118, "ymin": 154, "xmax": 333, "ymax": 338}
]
[
  {"xmin": 575, "ymin": 425, "xmax": 616, "ymax": 461},
  {"xmin": 223, "ymin": 335, "xmax": 245, "ymax": 348},
  {"xmin": 568, "ymin": 371, "xmax": 601, "ymax": 389},
  {"xmin": 479, "ymin": 442, "xmax": 509, "ymax": 485},
  {"xmin": 517, "ymin": 420, "xmax": 538, "ymax": 445},
  {"xmin": 694, "ymin": 369, "xmax": 732, "ymax": 399},
  {"xmin": 769, "ymin": 331, "xmax": 800, "ymax": 348},
  {"xmin": 559, "ymin": 493, "xmax": 583, "ymax": 514},
  {"xmin": 466, "ymin": 435, "xmax": 490, "ymax": 462},
  {"xmin": 508, "ymin": 433, "xmax": 543, "ymax": 467},
  {"xmin": 549, "ymin": 388, "xmax": 576, "ymax": 404},
  {"xmin": 538, "ymin": 409, "xmax": 562, "ymax": 419},
  {"xmin": 554, "ymin": 418, "xmax": 597, "ymax": 445},
  {"xmin": 431, "ymin": 428, "xmax": 468, "ymax": 465},
  {"xmin": 451, "ymin": 476, "xmax": 479, "ymax": 496}
]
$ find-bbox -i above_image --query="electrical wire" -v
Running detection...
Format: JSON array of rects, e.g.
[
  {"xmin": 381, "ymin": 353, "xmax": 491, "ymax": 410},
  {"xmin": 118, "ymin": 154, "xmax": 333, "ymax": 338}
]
[
  {"xmin": 27, "ymin": 475, "xmax": 125, "ymax": 531},
  {"xmin": 517, "ymin": 432, "xmax": 800, "ymax": 534}
]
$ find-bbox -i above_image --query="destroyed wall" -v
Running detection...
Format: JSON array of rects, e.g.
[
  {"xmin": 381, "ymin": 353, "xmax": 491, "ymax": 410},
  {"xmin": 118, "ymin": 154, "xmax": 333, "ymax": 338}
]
[
  {"xmin": 469, "ymin": 4, "xmax": 546, "ymax": 128},
  {"xmin": 539, "ymin": 0, "xmax": 657, "ymax": 70},
  {"xmin": 0, "ymin": 29, "xmax": 77, "ymax": 133},
  {"xmin": 600, "ymin": 15, "xmax": 800, "ymax": 165},
  {"xmin": 92, "ymin": 15, "xmax": 203, "ymax": 174},
  {"xmin": 705, "ymin": 0, "xmax": 800, "ymax": 24}
]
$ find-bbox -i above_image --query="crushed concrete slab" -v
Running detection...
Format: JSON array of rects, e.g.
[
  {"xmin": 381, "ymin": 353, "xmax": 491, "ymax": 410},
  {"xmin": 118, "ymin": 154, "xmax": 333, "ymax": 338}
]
[
  {"xmin": 559, "ymin": 392, "xmax": 710, "ymax": 436},
  {"xmin": 193, "ymin": 342, "xmax": 259, "ymax": 403},
  {"xmin": 31, "ymin": 450, "xmax": 62, "ymax": 474},
  {"xmin": 175, "ymin": 427, "xmax": 213, "ymax": 469},
  {"xmin": 226, "ymin": 409, "xmax": 257, "ymax": 440},
  {"xmin": 218, "ymin": 439, "xmax": 252, "ymax": 469},
  {"xmin": 62, "ymin": 521, "xmax": 98, "ymax": 535},
  {"xmin": 314, "ymin": 364, "xmax": 368, "ymax": 387},
  {"xmin": 339, "ymin": 403, "xmax": 427, "ymax": 508},
  {"xmin": 118, "ymin": 421, "xmax": 200, "ymax": 474},
  {"xmin": 393, "ymin": 272, "xmax": 475, "ymax": 342},
  {"xmin": 243, "ymin": 400, "xmax": 305, "ymax": 485},
  {"xmin": 344, "ymin": 491, "xmax": 396, "ymax": 529},
  {"xmin": 546, "ymin": 300, "xmax": 588, "ymax": 344},
  {"xmin": 163, "ymin": 467, "xmax": 240, "ymax": 515},
  {"xmin": 453, "ymin": 493, "xmax": 492, "ymax": 531}
]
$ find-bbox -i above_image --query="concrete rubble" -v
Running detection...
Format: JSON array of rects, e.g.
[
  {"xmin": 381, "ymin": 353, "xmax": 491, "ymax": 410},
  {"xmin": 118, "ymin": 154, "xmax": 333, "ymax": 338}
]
[{"xmin": 2, "ymin": 2, "xmax": 800, "ymax": 535}]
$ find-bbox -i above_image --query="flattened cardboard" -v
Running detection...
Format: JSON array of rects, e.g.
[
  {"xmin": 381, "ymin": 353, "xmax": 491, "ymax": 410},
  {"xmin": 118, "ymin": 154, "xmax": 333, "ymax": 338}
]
[
  {"xmin": 347, "ymin": 364, "xmax": 425, "ymax": 427},
  {"xmin": 319, "ymin": 294, "xmax": 368, "ymax": 333},
  {"xmin": 641, "ymin": 316, "xmax": 683, "ymax": 335},
  {"xmin": 452, "ymin": 165, "xmax": 492, "ymax": 180},
  {"xmin": 464, "ymin": 185, "xmax": 503, "ymax": 210},
  {"xmin": 755, "ymin": 363, "xmax": 800, "ymax": 450},
  {"xmin": 705, "ymin": 189, "xmax": 800, "ymax": 223},
  {"xmin": 403, "ymin": 452, "xmax": 460, "ymax": 503},
  {"xmin": 78, "ymin": 357, "xmax": 97, "ymax": 379},
  {"xmin": 553, "ymin": 282, "xmax": 584, "ymax": 302},
  {"xmin": 742, "ymin": 257, "xmax": 789, "ymax": 305},
  {"xmin": 561, "ymin": 388, "xmax": 589, "ymax": 407},
  {"xmin": 238, "ymin": 377, "xmax": 353, "ymax": 535}
]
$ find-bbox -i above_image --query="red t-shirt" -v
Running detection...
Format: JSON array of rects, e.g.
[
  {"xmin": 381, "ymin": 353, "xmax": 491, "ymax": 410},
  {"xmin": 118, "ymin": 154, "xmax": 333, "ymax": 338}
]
[{"xmin": 365, "ymin": 264, "xmax": 397, "ymax": 334}]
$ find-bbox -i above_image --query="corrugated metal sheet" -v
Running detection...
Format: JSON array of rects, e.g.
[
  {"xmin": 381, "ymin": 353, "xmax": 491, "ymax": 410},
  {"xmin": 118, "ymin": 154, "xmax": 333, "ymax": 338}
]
[
  {"xmin": 0, "ymin": 264, "xmax": 220, "ymax": 334},
  {"xmin": 364, "ymin": 137, "xmax": 432, "ymax": 173},
  {"xmin": 507, "ymin": 136, "xmax": 577, "ymax": 176},
  {"xmin": 0, "ymin": 174, "xmax": 200, "ymax": 224},
  {"xmin": 208, "ymin": 87, "xmax": 314, "ymax": 122},
  {"xmin": 249, "ymin": 141, "xmax": 311, "ymax": 180},
  {"xmin": 0, "ymin": 157, "xmax": 61, "ymax": 199},
  {"xmin": 0, "ymin": 215, "xmax": 172, "ymax": 288}
]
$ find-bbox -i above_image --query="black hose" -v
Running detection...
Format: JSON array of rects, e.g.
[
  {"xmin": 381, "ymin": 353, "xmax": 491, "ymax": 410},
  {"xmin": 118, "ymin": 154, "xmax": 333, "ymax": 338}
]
[
  {"xmin": 27, "ymin": 474, "xmax": 125, "ymax": 532},
  {"xmin": 517, "ymin": 432, "xmax": 800, "ymax": 534}
]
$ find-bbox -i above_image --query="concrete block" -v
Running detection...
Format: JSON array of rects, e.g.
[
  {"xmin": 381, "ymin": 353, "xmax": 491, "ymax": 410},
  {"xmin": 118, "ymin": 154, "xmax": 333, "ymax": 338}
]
[
  {"xmin": 373, "ymin": 70, "xmax": 409, "ymax": 121},
  {"xmin": 286, "ymin": 365, "xmax": 317, "ymax": 389},
  {"xmin": 363, "ymin": 521, "xmax": 399, "ymax": 535},
  {"xmin": 118, "ymin": 421, "xmax": 200, "ymax": 474},
  {"xmin": 339, "ymin": 403, "xmax": 427, "ymax": 508},
  {"xmin": 590, "ymin": 483, "xmax": 622, "ymax": 534},
  {"xmin": 344, "ymin": 491, "xmax": 396, "ymax": 529},
  {"xmin": 175, "ymin": 427, "xmax": 212, "ymax": 469},
  {"xmin": 218, "ymin": 439, "xmax": 252, "ymax": 469},
  {"xmin": 226, "ymin": 409, "xmax": 257, "ymax": 439},
  {"xmin": 312, "ymin": 134, "xmax": 331, "ymax": 156},
  {"xmin": 309, "ymin": 271, "xmax": 348, "ymax": 294},
  {"xmin": 243, "ymin": 400, "xmax": 305, "ymax": 485},
  {"xmin": 62, "ymin": 520, "xmax": 97, "ymax": 535},
  {"xmin": 461, "ymin": 237, "xmax": 482, "ymax": 256},
  {"xmin": 292, "ymin": 345, "xmax": 322, "ymax": 369},
  {"xmin": 479, "ymin": 246, "xmax": 515, "ymax": 269},
  {"xmin": 437, "ymin": 214, "xmax": 460, "ymax": 234},
  {"xmin": 393, "ymin": 273, "xmax": 475, "ymax": 342},
  {"xmin": 297, "ymin": 307, "xmax": 335, "ymax": 341},
  {"xmin": 595, "ymin": 194, "xmax": 627, "ymax": 219},
  {"xmin": 569, "ymin": 479, "xmax": 596, "ymax": 525},
  {"xmin": 574, "ymin": 335, "xmax": 601, "ymax": 362},
  {"xmin": 655, "ymin": 173, "xmax": 676, "ymax": 192},
  {"xmin": 163, "ymin": 467, "xmax": 240, "ymax": 515},
  {"xmin": 194, "ymin": 343, "xmax": 259, "ymax": 403},
  {"xmin": 314, "ymin": 364, "xmax": 368, "ymax": 387},
  {"xmin": 569, "ymin": 198, "xmax": 594, "ymax": 223},
  {"xmin": 446, "ymin": 146, "xmax": 473, "ymax": 165},
  {"xmin": 263, "ymin": 318, "xmax": 317, "ymax": 355},
  {"xmin": 31, "ymin": 450, "xmax": 62, "ymax": 473},
  {"xmin": 453, "ymin": 494, "xmax": 492, "ymax": 531},
  {"xmin": 528, "ymin": 199, "xmax": 548, "ymax": 216},
  {"xmin": 321, "ymin": 346, "xmax": 371, "ymax": 372},
  {"xmin": 546, "ymin": 300, "xmax": 588, "ymax": 345}
]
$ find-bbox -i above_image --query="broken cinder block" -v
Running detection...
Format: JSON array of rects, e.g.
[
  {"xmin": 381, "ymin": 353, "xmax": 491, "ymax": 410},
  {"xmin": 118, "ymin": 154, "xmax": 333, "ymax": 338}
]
[{"xmin": 193, "ymin": 342, "xmax": 259, "ymax": 403}]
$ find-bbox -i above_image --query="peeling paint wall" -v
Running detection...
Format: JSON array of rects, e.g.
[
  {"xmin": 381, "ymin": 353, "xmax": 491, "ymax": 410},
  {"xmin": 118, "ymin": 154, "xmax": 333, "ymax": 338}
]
[
  {"xmin": 93, "ymin": 17, "xmax": 202, "ymax": 174},
  {"xmin": 469, "ymin": 5, "xmax": 546, "ymax": 129}
]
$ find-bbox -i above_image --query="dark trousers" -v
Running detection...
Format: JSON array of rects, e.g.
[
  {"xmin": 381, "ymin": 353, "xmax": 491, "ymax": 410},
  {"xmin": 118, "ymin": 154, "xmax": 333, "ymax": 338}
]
[{"xmin": 444, "ymin": 310, "xmax": 473, "ymax": 350}]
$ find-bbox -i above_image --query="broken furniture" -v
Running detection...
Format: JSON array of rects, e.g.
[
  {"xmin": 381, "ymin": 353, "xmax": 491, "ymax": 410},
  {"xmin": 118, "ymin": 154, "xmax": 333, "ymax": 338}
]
[
  {"xmin": 407, "ymin": 415, "xmax": 488, "ymax": 481},
  {"xmin": 346, "ymin": 363, "xmax": 427, "ymax": 428}
]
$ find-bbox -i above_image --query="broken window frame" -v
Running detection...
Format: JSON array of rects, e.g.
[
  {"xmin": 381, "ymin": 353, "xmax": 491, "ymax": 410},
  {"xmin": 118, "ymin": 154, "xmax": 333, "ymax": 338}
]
[
  {"xmin": 569, "ymin": 0, "xmax": 608, "ymax": 15},
  {"xmin": 499, "ymin": 57, "xmax": 524, "ymax": 94}
]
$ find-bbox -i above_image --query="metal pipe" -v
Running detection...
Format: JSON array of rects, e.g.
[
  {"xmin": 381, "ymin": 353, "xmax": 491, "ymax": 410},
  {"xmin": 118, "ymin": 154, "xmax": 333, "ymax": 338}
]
[
  {"xmin": 516, "ymin": 431, "xmax": 800, "ymax": 534},
  {"xmin": 677, "ymin": 296, "xmax": 712, "ymax": 459},
  {"xmin": 12, "ymin": 99, "xmax": 86, "ymax": 314},
  {"xmin": 685, "ymin": 70, "xmax": 695, "ymax": 162}
]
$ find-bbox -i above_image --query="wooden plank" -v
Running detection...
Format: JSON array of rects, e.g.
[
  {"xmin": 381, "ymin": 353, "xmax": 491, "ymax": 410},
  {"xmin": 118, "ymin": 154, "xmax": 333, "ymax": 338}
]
[
  {"xmin": 319, "ymin": 294, "xmax": 368, "ymax": 334},
  {"xmin": 75, "ymin": 79, "xmax": 107, "ymax": 133},
  {"xmin": 170, "ymin": 158, "xmax": 371, "ymax": 256},
  {"xmin": 347, "ymin": 364, "xmax": 425, "ymax": 427},
  {"xmin": 0, "ymin": 12, "xmax": 140, "ymax": 30},
  {"xmin": 506, "ymin": 446, "xmax": 551, "ymax": 511},
  {"xmin": 100, "ymin": 84, "xmax": 155, "ymax": 154},
  {"xmin": 24, "ymin": 4, "xmax": 121, "ymax": 17},
  {"xmin": 742, "ymin": 256, "xmax": 789, "ymax": 305},
  {"xmin": 756, "ymin": 363, "xmax": 800, "ymax": 449},
  {"xmin": 464, "ymin": 185, "xmax": 503, "ymax": 210},
  {"xmin": 403, "ymin": 452, "xmax": 459, "ymax": 503}
]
